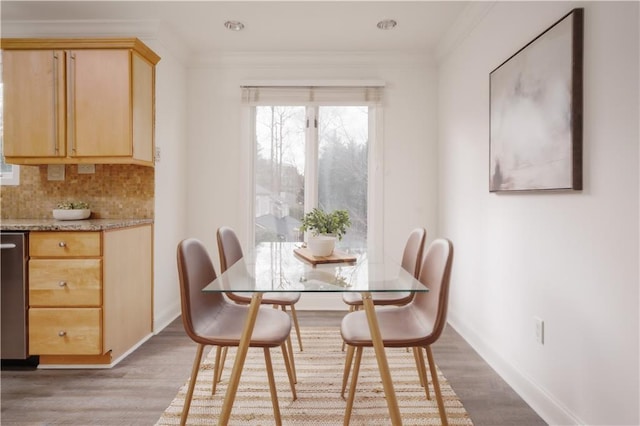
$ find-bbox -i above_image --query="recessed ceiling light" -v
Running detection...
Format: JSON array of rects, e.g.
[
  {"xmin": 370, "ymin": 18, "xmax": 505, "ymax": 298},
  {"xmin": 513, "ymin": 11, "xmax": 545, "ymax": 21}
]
[
  {"xmin": 377, "ymin": 19, "xmax": 397, "ymax": 30},
  {"xmin": 224, "ymin": 20, "xmax": 245, "ymax": 31}
]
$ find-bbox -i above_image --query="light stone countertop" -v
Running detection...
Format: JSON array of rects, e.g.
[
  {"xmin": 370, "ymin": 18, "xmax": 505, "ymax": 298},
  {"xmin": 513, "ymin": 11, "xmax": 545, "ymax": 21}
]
[{"xmin": 0, "ymin": 218, "xmax": 153, "ymax": 231}]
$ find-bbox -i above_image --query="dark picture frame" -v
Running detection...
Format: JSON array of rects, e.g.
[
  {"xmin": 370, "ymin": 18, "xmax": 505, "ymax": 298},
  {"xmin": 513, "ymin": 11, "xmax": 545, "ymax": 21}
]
[{"xmin": 489, "ymin": 8, "xmax": 583, "ymax": 192}]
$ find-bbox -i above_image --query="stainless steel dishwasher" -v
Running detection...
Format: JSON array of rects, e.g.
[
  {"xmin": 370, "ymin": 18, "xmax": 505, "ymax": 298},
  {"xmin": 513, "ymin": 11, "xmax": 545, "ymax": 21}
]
[{"xmin": 1, "ymin": 232, "xmax": 28, "ymax": 360}]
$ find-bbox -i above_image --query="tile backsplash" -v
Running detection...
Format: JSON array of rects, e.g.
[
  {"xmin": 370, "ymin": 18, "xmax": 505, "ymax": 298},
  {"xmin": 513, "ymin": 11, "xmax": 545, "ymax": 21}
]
[{"xmin": 0, "ymin": 164, "xmax": 154, "ymax": 219}]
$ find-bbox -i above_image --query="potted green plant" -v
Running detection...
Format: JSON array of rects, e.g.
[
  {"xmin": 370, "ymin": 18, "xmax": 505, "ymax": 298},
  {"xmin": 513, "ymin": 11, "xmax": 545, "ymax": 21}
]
[{"xmin": 300, "ymin": 208, "xmax": 351, "ymax": 256}]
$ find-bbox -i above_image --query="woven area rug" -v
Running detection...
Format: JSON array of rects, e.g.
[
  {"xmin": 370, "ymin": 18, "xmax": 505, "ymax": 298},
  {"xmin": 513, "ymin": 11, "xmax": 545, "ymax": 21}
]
[{"xmin": 156, "ymin": 327, "xmax": 473, "ymax": 425}]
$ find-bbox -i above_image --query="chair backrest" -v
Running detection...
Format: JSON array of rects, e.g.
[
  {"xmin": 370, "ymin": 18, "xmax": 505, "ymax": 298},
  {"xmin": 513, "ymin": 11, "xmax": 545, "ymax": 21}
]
[
  {"xmin": 217, "ymin": 226, "xmax": 244, "ymax": 273},
  {"xmin": 401, "ymin": 227, "xmax": 427, "ymax": 278},
  {"xmin": 176, "ymin": 238, "xmax": 226, "ymax": 342},
  {"xmin": 412, "ymin": 238, "xmax": 454, "ymax": 344}
]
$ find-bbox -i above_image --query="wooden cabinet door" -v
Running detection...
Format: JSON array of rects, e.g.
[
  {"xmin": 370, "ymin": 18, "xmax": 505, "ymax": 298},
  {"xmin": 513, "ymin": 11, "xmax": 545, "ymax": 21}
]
[
  {"xmin": 70, "ymin": 49, "xmax": 132, "ymax": 158},
  {"xmin": 2, "ymin": 50, "xmax": 65, "ymax": 157}
]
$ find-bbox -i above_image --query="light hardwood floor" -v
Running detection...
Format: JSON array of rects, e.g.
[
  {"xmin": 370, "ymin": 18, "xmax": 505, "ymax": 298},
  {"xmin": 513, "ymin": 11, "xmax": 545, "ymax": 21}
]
[{"xmin": 1, "ymin": 311, "xmax": 546, "ymax": 425}]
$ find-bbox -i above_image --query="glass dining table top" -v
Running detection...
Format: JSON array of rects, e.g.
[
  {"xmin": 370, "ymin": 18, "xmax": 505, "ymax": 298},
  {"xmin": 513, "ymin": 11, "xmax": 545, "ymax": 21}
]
[{"xmin": 203, "ymin": 241, "xmax": 428, "ymax": 293}]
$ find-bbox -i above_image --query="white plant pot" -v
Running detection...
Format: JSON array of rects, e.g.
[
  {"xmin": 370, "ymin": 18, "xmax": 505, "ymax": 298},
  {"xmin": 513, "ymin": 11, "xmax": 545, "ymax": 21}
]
[
  {"xmin": 53, "ymin": 209, "xmax": 91, "ymax": 220},
  {"xmin": 307, "ymin": 235, "xmax": 336, "ymax": 257}
]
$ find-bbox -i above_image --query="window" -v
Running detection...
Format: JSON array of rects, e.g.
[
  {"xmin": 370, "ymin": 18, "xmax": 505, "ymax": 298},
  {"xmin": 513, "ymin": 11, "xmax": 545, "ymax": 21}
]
[
  {"xmin": 0, "ymin": 161, "xmax": 20, "ymax": 186},
  {"xmin": 244, "ymin": 83, "xmax": 383, "ymax": 251}
]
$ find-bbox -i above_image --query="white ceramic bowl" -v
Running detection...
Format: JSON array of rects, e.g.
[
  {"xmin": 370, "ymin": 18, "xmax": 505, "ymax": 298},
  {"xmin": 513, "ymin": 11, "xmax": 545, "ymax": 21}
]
[
  {"xmin": 52, "ymin": 209, "xmax": 91, "ymax": 221},
  {"xmin": 307, "ymin": 235, "xmax": 336, "ymax": 257}
]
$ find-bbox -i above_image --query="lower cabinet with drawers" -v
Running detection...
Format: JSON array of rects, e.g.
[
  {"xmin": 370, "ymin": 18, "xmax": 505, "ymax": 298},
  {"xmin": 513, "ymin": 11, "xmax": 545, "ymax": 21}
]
[{"xmin": 27, "ymin": 224, "xmax": 153, "ymax": 367}]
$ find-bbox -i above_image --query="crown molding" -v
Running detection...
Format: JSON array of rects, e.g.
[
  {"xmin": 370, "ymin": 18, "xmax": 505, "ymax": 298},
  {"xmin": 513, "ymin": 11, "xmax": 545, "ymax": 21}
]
[
  {"xmin": 436, "ymin": 1, "xmax": 496, "ymax": 63},
  {"xmin": 1, "ymin": 19, "xmax": 160, "ymax": 39},
  {"xmin": 190, "ymin": 50, "xmax": 434, "ymax": 69}
]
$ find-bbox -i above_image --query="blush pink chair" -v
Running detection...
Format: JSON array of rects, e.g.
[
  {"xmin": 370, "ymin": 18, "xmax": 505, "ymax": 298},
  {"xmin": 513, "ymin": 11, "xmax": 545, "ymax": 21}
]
[
  {"xmin": 341, "ymin": 227, "xmax": 426, "ymax": 310},
  {"xmin": 216, "ymin": 226, "xmax": 301, "ymax": 383},
  {"xmin": 176, "ymin": 238, "xmax": 296, "ymax": 425},
  {"xmin": 340, "ymin": 238, "xmax": 454, "ymax": 425},
  {"xmin": 340, "ymin": 227, "xmax": 426, "ymax": 354}
]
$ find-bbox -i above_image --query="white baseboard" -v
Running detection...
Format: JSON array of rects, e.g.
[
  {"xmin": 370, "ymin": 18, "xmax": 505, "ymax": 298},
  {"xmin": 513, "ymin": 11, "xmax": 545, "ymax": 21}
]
[
  {"xmin": 447, "ymin": 311, "xmax": 584, "ymax": 426},
  {"xmin": 154, "ymin": 304, "xmax": 181, "ymax": 334}
]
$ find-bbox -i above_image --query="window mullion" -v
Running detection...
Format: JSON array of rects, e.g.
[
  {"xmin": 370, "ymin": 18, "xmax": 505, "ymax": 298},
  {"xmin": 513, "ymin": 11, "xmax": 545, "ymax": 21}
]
[{"xmin": 304, "ymin": 106, "xmax": 318, "ymax": 212}]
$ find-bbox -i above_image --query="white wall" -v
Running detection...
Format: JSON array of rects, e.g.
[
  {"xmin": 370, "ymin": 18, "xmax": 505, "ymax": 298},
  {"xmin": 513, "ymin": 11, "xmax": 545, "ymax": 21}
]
[
  {"xmin": 437, "ymin": 2, "xmax": 639, "ymax": 425},
  {"xmin": 144, "ymin": 33, "xmax": 189, "ymax": 332},
  {"xmin": 185, "ymin": 52, "xmax": 439, "ymax": 309}
]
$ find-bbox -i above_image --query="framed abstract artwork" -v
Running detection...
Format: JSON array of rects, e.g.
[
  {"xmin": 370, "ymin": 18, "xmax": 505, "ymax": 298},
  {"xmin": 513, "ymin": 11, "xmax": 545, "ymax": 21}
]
[{"xmin": 489, "ymin": 8, "xmax": 583, "ymax": 192}]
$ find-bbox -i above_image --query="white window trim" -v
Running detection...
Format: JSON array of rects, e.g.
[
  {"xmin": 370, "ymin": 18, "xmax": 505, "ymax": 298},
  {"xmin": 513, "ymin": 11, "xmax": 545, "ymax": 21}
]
[{"xmin": 0, "ymin": 164, "xmax": 20, "ymax": 186}]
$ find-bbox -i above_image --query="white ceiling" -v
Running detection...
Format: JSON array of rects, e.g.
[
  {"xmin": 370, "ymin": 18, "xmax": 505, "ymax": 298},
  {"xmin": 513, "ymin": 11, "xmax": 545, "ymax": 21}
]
[{"xmin": 1, "ymin": 1, "xmax": 470, "ymax": 55}]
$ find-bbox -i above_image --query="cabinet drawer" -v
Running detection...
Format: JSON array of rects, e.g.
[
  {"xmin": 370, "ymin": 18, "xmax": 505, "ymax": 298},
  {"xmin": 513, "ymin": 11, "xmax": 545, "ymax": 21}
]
[
  {"xmin": 30, "ymin": 232, "xmax": 101, "ymax": 257},
  {"xmin": 29, "ymin": 259, "xmax": 102, "ymax": 307},
  {"xmin": 29, "ymin": 308, "xmax": 102, "ymax": 355}
]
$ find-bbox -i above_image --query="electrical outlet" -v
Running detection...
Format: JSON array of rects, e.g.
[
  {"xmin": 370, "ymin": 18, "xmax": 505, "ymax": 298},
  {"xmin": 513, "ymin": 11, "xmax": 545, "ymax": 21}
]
[
  {"xmin": 155, "ymin": 146, "xmax": 161, "ymax": 163},
  {"xmin": 78, "ymin": 164, "xmax": 95, "ymax": 174},
  {"xmin": 534, "ymin": 317, "xmax": 544, "ymax": 345},
  {"xmin": 47, "ymin": 164, "xmax": 65, "ymax": 181}
]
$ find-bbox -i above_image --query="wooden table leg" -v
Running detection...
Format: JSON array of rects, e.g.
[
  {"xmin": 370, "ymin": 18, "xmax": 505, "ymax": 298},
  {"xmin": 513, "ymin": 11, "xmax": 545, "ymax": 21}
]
[
  {"xmin": 218, "ymin": 292, "xmax": 263, "ymax": 425},
  {"xmin": 361, "ymin": 292, "xmax": 403, "ymax": 425}
]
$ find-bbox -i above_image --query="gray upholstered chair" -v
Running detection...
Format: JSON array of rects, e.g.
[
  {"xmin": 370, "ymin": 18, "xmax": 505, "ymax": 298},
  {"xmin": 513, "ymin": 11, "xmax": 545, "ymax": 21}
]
[
  {"xmin": 176, "ymin": 238, "xmax": 296, "ymax": 426},
  {"xmin": 340, "ymin": 238, "xmax": 454, "ymax": 426}
]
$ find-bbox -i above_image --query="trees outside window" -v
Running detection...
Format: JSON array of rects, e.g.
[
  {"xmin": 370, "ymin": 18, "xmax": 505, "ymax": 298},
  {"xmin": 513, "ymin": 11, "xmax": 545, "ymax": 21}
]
[{"xmin": 254, "ymin": 105, "xmax": 369, "ymax": 249}]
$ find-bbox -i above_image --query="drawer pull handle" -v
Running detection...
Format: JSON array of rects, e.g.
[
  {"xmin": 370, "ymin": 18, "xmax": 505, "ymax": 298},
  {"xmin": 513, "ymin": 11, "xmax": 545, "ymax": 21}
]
[
  {"xmin": 58, "ymin": 281, "xmax": 67, "ymax": 287},
  {"xmin": 58, "ymin": 331, "xmax": 67, "ymax": 337},
  {"xmin": 58, "ymin": 241, "xmax": 67, "ymax": 248}
]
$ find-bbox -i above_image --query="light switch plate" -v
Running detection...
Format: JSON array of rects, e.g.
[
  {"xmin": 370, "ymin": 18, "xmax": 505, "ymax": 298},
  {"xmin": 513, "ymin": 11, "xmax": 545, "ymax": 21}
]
[
  {"xmin": 47, "ymin": 164, "xmax": 65, "ymax": 181},
  {"xmin": 534, "ymin": 317, "xmax": 544, "ymax": 345}
]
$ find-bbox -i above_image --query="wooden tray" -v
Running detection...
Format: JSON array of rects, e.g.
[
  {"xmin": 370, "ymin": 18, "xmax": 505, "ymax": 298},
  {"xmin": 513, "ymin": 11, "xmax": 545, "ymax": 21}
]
[{"xmin": 294, "ymin": 247, "xmax": 357, "ymax": 265}]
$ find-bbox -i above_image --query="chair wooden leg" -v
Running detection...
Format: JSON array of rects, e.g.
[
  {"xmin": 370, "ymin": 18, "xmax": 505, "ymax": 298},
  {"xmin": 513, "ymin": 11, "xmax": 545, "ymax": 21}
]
[
  {"xmin": 286, "ymin": 334, "xmax": 297, "ymax": 384},
  {"xmin": 288, "ymin": 304, "xmax": 303, "ymax": 351},
  {"xmin": 263, "ymin": 348, "xmax": 282, "ymax": 426},
  {"xmin": 413, "ymin": 347, "xmax": 425, "ymax": 387},
  {"xmin": 181, "ymin": 343, "xmax": 205, "ymax": 426},
  {"xmin": 218, "ymin": 347, "xmax": 228, "ymax": 383},
  {"xmin": 281, "ymin": 343, "xmax": 297, "ymax": 400},
  {"xmin": 341, "ymin": 344, "xmax": 355, "ymax": 398},
  {"xmin": 212, "ymin": 346, "xmax": 222, "ymax": 395},
  {"xmin": 425, "ymin": 346, "xmax": 448, "ymax": 426},
  {"xmin": 343, "ymin": 346, "xmax": 363, "ymax": 426},
  {"xmin": 415, "ymin": 346, "xmax": 431, "ymax": 400}
]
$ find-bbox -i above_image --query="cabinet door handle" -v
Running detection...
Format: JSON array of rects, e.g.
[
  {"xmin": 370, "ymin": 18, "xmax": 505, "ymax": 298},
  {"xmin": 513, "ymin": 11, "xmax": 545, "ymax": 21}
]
[
  {"xmin": 67, "ymin": 51, "xmax": 76, "ymax": 154},
  {"xmin": 53, "ymin": 51, "xmax": 60, "ymax": 155},
  {"xmin": 58, "ymin": 331, "xmax": 67, "ymax": 337},
  {"xmin": 58, "ymin": 281, "xmax": 67, "ymax": 287},
  {"xmin": 58, "ymin": 241, "xmax": 67, "ymax": 247}
]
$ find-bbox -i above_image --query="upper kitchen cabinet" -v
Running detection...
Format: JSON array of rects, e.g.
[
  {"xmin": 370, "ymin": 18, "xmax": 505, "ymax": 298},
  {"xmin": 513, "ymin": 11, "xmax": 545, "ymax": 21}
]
[{"xmin": 1, "ymin": 38, "xmax": 161, "ymax": 167}]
